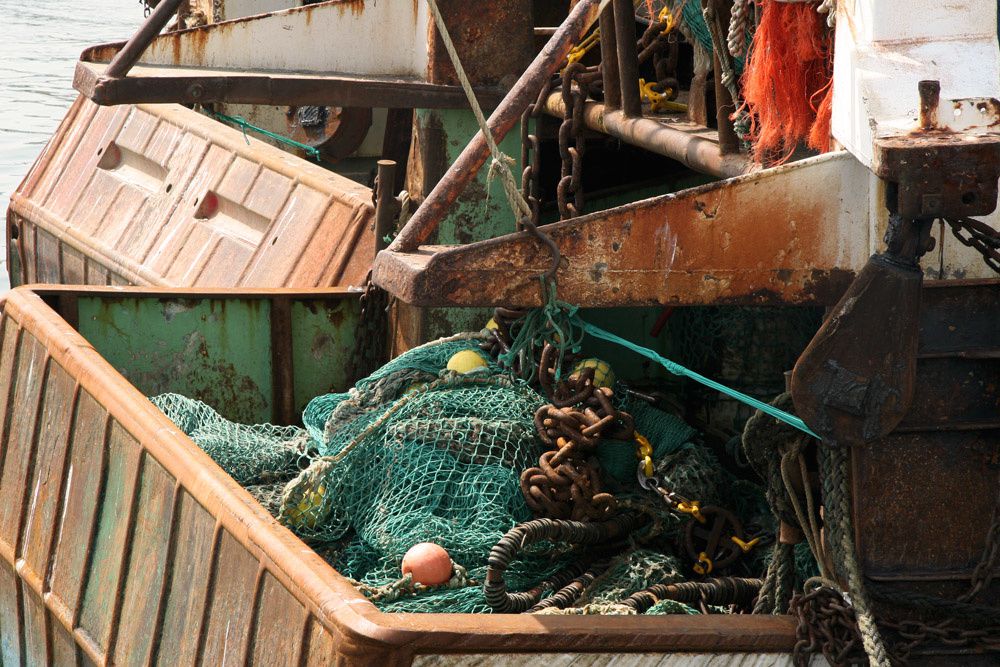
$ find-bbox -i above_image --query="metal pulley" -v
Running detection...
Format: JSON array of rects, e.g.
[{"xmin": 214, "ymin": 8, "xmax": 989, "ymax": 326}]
[{"xmin": 285, "ymin": 106, "xmax": 373, "ymax": 161}]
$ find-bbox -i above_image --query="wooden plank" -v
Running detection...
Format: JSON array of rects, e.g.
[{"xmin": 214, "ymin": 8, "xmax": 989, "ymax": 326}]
[
  {"xmin": 154, "ymin": 491, "xmax": 215, "ymax": 666},
  {"xmin": 19, "ymin": 363, "xmax": 77, "ymax": 594},
  {"xmin": 0, "ymin": 320, "xmax": 21, "ymax": 466},
  {"xmin": 46, "ymin": 392, "xmax": 108, "ymax": 631},
  {"xmin": 77, "ymin": 422, "xmax": 142, "ymax": 657},
  {"xmin": 113, "ymin": 455, "xmax": 176, "ymax": 666},
  {"xmin": 240, "ymin": 185, "xmax": 329, "ymax": 285},
  {"xmin": 302, "ymin": 616, "xmax": 337, "ymax": 667},
  {"xmin": 249, "ymin": 573, "xmax": 308, "ymax": 666},
  {"xmin": 0, "ymin": 557, "xmax": 23, "ymax": 665},
  {"xmin": 0, "ymin": 335, "xmax": 48, "ymax": 563},
  {"xmin": 35, "ymin": 229, "xmax": 63, "ymax": 284},
  {"xmin": 50, "ymin": 613, "xmax": 80, "ymax": 667},
  {"xmin": 61, "ymin": 245, "xmax": 87, "ymax": 284},
  {"xmin": 197, "ymin": 529, "xmax": 259, "ymax": 666},
  {"xmin": 21, "ymin": 583, "xmax": 50, "ymax": 665}
]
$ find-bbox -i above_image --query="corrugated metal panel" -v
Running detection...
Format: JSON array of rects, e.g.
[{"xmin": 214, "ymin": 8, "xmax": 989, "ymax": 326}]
[{"xmin": 8, "ymin": 96, "xmax": 375, "ymax": 289}]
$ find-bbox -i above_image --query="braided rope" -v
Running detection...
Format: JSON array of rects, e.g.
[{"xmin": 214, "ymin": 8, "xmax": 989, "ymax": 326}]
[
  {"xmin": 727, "ymin": 0, "xmax": 752, "ymax": 57},
  {"xmin": 424, "ymin": 0, "xmax": 532, "ymax": 222},
  {"xmin": 820, "ymin": 446, "xmax": 892, "ymax": 667},
  {"xmin": 484, "ymin": 513, "xmax": 648, "ymax": 612}
]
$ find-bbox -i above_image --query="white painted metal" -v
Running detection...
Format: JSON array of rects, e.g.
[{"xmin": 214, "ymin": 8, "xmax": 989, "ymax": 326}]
[
  {"xmin": 224, "ymin": 0, "xmax": 297, "ymax": 21},
  {"xmin": 831, "ymin": 0, "xmax": 1000, "ymax": 168},
  {"xmin": 138, "ymin": 0, "xmax": 431, "ymax": 80},
  {"xmin": 830, "ymin": 0, "xmax": 1000, "ymax": 279}
]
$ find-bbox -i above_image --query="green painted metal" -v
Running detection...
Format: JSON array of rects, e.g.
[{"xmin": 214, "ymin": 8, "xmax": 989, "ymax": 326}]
[
  {"xmin": 290, "ymin": 298, "xmax": 360, "ymax": 416},
  {"xmin": 76, "ymin": 294, "xmax": 361, "ymax": 425},
  {"xmin": 409, "ymin": 109, "xmax": 525, "ymax": 342}
]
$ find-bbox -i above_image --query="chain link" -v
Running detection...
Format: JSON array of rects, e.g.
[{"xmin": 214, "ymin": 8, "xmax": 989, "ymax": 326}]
[{"xmin": 944, "ymin": 217, "xmax": 1000, "ymax": 273}]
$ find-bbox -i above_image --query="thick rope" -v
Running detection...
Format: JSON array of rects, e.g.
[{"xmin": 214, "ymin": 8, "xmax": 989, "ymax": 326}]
[
  {"xmin": 820, "ymin": 446, "xmax": 891, "ymax": 667},
  {"xmin": 727, "ymin": 0, "xmax": 752, "ymax": 57},
  {"xmin": 424, "ymin": 0, "xmax": 532, "ymax": 222}
]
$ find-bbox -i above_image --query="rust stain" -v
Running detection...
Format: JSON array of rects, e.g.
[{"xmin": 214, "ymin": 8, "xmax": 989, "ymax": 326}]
[{"xmin": 332, "ymin": 0, "xmax": 366, "ymax": 17}]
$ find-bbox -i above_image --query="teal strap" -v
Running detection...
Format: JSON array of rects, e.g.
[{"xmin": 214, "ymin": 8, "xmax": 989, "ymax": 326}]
[
  {"xmin": 580, "ymin": 321, "xmax": 818, "ymax": 439},
  {"xmin": 212, "ymin": 112, "xmax": 322, "ymax": 162}
]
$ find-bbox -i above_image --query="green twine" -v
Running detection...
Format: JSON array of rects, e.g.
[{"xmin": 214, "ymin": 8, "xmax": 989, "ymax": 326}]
[
  {"xmin": 212, "ymin": 111, "xmax": 322, "ymax": 162},
  {"xmin": 580, "ymin": 321, "xmax": 817, "ymax": 438},
  {"xmin": 681, "ymin": 0, "xmax": 746, "ymax": 74},
  {"xmin": 500, "ymin": 283, "xmax": 816, "ymax": 438},
  {"xmin": 497, "ymin": 282, "xmax": 585, "ymax": 382}
]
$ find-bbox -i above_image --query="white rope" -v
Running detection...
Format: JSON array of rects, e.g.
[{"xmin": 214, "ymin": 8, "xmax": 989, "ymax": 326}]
[
  {"xmin": 727, "ymin": 0, "xmax": 751, "ymax": 57},
  {"xmin": 424, "ymin": 0, "xmax": 532, "ymax": 222}
]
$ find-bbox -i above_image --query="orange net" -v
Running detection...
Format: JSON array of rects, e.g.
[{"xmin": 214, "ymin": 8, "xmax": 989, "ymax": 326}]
[{"xmin": 740, "ymin": 0, "xmax": 834, "ymax": 163}]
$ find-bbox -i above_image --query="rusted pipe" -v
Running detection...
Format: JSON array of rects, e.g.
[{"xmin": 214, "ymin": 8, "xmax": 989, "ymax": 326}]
[
  {"xmin": 918, "ymin": 80, "xmax": 941, "ymax": 131},
  {"xmin": 384, "ymin": 0, "xmax": 604, "ymax": 254},
  {"xmin": 612, "ymin": 0, "xmax": 642, "ymax": 117},
  {"xmin": 374, "ymin": 159, "xmax": 398, "ymax": 255},
  {"xmin": 105, "ymin": 0, "xmax": 186, "ymax": 78},
  {"xmin": 543, "ymin": 93, "xmax": 751, "ymax": 178},
  {"xmin": 598, "ymin": 2, "xmax": 621, "ymax": 111}
]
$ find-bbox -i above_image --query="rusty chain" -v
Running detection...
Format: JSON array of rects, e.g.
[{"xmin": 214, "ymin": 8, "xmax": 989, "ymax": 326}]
[
  {"xmin": 945, "ymin": 217, "xmax": 1000, "ymax": 273},
  {"xmin": 638, "ymin": 11, "xmax": 681, "ymax": 101},
  {"xmin": 551, "ymin": 11, "xmax": 680, "ymax": 222},
  {"xmin": 347, "ymin": 277, "xmax": 389, "ymax": 383},
  {"xmin": 791, "ymin": 581, "xmax": 868, "ymax": 667},
  {"xmin": 792, "ymin": 573, "xmax": 1000, "ymax": 666},
  {"xmin": 557, "ymin": 62, "xmax": 589, "ymax": 220},
  {"xmin": 520, "ymin": 82, "xmax": 553, "ymax": 230},
  {"xmin": 520, "ymin": 344, "xmax": 634, "ymax": 521},
  {"xmin": 962, "ymin": 483, "xmax": 1000, "ymax": 603}
]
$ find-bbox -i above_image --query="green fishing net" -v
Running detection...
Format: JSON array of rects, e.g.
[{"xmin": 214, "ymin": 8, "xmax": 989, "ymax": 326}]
[{"xmin": 153, "ymin": 330, "xmax": 770, "ymax": 614}]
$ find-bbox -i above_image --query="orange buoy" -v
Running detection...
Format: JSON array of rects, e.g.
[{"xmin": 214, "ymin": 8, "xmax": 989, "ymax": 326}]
[{"xmin": 401, "ymin": 543, "xmax": 453, "ymax": 586}]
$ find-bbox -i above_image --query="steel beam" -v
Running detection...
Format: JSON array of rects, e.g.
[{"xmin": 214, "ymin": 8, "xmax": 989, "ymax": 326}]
[{"xmin": 373, "ymin": 152, "xmax": 870, "ymax": 308}]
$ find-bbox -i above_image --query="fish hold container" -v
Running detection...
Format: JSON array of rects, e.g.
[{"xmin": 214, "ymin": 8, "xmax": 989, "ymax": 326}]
[
  {"xmin": 7, "ymin": 97, "xmax": 375, "ymax": 289},
  {"xmin": 0, "ymin": 285, "xmax": 797, "ymax": 666}
]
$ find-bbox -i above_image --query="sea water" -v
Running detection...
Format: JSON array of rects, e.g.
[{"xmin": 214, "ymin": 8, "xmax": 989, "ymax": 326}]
[{"xmin": 0, "ymin": 0, "xmax": 143, "ymax": 292}]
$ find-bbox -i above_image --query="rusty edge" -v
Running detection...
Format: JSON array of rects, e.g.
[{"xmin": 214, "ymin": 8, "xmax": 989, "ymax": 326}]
[
  {"xmin": 270, "ymin": 296, "xmax": 295, "ymax": 424},
  {"xmin": 104, "ymin": 0, "xmax": 186, "ymax": 78},
  {"xmin": 0, "ymin": 284, "xmax": 798, "ymax": 656}
]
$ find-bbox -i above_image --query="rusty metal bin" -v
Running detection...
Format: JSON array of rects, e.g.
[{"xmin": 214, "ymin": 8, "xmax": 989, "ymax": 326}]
[
  {"xmin": 7, "ymin": 97, "xmax": 376, "ymax": 290},
  {"xmin": 0, "ymin": 285, "xmax": 798, "ymax": 666}
]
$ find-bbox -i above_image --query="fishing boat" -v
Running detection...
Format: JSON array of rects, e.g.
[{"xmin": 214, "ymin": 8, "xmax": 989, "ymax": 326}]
[{"xmin": 1, "ymin": 1, "xmax": 997, "ymax": 665}]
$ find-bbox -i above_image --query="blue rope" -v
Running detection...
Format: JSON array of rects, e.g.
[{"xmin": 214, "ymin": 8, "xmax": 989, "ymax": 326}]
[
  {"xmin": 212, "ymin": 112, "xmax": 322, "ymax": 162},
  {"xmin": 500, "ymin": 288, "xmax": 817, "ymax": 438},
  {"xmin": 580, "ymin": 320, "xmax": 818, "ymax": 438}
]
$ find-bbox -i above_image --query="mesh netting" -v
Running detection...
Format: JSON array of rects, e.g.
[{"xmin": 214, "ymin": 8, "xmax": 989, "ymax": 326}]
[
  {"xmin": 151, "ymin": 393, "xmax": 310, "ymax": 486},
  {"xmin": 670, "ymin": 307, "xmax": 822, "ymax": 435},
  {"xmin": 155, "ymin": 331, "xmax": 770, "ymax": 614}
]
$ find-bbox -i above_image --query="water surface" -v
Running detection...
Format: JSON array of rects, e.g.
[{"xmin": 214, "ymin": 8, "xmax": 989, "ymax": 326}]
[{"xmin": 0, "ymin": 0, "xmax": 144, "ymax": 291}]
